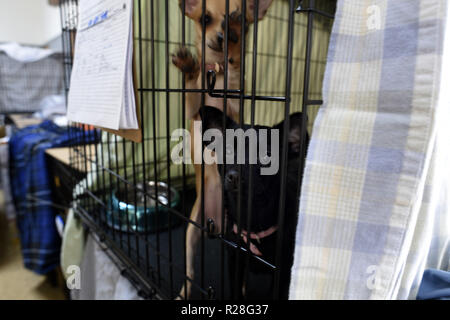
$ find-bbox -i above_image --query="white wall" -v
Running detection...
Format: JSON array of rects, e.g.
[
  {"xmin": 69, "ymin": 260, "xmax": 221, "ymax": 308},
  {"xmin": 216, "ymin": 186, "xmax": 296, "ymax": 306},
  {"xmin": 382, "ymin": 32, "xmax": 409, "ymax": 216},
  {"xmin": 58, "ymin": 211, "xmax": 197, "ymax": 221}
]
[{"xmin": 0, "ymin": 0, "xmax": 61, "ymax": 46}]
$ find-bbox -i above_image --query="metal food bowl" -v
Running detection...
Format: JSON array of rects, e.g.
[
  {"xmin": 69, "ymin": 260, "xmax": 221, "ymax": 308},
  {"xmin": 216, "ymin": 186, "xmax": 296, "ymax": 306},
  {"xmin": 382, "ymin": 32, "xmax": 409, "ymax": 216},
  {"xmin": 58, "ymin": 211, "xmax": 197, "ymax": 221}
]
[{"xmin": 107, "ymin": 181, "xmax": 180, "ymax": 233}]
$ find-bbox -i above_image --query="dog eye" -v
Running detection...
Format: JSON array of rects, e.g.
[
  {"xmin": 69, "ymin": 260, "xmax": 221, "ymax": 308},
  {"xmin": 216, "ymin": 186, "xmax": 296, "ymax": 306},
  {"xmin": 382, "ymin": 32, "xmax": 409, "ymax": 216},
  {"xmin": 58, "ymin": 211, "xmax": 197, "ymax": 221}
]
[{"xmin": 200, "ymin": 14, "xmax": 212, "ymax": 26}]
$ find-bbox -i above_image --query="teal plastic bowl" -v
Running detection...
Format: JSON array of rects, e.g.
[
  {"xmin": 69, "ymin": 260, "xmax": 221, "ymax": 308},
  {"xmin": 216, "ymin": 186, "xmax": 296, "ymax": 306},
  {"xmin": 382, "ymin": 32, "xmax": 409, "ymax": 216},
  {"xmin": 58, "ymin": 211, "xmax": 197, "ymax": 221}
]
[{"xmin": 107, "ymin": 181, "xmax": 180, "ymax": 233}]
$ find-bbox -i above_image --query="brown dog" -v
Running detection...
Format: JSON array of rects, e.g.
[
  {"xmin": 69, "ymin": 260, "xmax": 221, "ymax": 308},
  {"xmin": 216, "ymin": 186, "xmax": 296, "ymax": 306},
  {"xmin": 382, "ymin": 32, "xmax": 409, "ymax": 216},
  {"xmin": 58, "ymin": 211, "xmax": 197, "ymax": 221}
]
[{"xmin": 172, "ymin": 0, "xmax": 273, "ymax": 299}]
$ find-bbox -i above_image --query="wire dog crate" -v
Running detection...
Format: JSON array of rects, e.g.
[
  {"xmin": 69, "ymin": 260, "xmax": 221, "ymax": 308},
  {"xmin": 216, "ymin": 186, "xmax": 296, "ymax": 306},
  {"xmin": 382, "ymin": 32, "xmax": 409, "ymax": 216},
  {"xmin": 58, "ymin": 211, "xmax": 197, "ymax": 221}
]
[{"xmin": 60, "ymin": 0, "xmax": 335, "ymax": 300}]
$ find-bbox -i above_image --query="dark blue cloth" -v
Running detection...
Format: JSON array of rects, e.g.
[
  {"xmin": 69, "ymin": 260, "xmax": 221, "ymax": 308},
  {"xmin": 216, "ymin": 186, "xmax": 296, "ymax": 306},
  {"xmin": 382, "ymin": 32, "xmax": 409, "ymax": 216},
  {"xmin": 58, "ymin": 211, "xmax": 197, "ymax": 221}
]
[
  {"xmin": 9, "ymin": 121, "xmax": 92, "ymax": 275},
  {"xmin": 417, "ymin": 269, "xmax": 450, "ymax": 300}
]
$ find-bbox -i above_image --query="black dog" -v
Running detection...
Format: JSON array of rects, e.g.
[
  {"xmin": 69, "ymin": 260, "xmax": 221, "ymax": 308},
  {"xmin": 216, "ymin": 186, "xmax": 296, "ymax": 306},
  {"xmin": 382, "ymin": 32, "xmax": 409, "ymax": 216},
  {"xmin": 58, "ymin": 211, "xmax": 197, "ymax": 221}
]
[{"xmin": 199, "ymin": 106, "xmax": 309, "ymax": 299}]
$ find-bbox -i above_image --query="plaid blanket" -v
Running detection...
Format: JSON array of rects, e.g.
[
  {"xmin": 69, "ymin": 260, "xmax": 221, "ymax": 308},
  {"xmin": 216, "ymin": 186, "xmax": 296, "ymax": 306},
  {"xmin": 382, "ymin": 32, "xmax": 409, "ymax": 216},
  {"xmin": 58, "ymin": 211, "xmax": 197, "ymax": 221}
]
[
  {"xmin": 0, "ymin": 52, "xmax": 64, "ymax": 114},
  {"xmin": 9, "ymin": 121, "xmax": 90, "ymax": 275},
  {"xmin": 290, "ymin": 0, "xmax": 450, "ymax": 299}
]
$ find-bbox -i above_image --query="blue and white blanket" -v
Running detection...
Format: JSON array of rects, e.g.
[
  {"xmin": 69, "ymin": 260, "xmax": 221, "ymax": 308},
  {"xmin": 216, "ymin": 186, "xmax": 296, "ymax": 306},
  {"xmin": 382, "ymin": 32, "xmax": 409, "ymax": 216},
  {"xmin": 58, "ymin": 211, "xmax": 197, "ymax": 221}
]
[
  {"xmin": 290, "ymin": 0, "xmax": 450, "ymax": 299},
  {"xmin": 9, "ymin": 121, "xmax": 92, "ymax": 274}
]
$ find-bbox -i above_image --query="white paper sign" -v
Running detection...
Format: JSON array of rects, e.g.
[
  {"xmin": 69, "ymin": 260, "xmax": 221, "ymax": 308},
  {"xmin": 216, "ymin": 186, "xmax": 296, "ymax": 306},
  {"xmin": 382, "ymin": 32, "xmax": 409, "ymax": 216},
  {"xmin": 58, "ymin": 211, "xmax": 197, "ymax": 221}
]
[{"xmin": 67, "ymin": 0, "xmax": 138, "ymax": 130}]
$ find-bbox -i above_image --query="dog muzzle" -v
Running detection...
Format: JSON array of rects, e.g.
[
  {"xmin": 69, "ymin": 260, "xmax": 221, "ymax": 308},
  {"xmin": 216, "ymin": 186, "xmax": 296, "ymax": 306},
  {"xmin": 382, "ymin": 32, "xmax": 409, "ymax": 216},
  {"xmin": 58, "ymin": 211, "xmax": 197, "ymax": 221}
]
[
  {"xmin": 232, "ymin": 223, "xmax": 278, "ymax": 256},
  {"xmin": 204, "ymin": 63, "xmax": 224, "ymax": 74}
]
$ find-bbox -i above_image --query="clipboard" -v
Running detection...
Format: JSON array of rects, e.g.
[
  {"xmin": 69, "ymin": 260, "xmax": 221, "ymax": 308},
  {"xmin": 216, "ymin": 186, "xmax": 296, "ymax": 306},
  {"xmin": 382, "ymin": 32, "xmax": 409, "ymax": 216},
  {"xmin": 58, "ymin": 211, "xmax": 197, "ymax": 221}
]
[
  {"xmin": 100, "ymin": 56, "xmax": 142, "ymax": 143},
  {"xmin": 68, "ymin": 2, "xmax": 142, "ymax": 143}
]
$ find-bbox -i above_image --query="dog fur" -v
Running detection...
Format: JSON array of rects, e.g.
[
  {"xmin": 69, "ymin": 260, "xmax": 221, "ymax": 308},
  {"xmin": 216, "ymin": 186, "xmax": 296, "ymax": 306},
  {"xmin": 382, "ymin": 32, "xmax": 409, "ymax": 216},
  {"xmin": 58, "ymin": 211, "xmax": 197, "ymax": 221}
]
[
  {"xmin": 200, "ymin": 106, "xmax": 309, "ymax": 299},
  {"xmin": 172, "ymin": 0, "xmax": 273, "ymax": 299}
]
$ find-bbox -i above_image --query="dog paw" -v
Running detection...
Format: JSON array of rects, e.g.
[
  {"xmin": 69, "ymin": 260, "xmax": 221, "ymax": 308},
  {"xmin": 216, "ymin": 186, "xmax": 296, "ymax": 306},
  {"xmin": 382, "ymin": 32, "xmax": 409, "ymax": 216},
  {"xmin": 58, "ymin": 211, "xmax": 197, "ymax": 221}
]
[
  {"xmin": 222, "ymin": 10, "xmax": 248, "ymax": 44},
  {"xmin": 229, "ymin": 10, "xmax": 244, "ymax": 26},
  {"xmin": 172, "ymin": 47, "xmax": 199, "ymax": 78}
]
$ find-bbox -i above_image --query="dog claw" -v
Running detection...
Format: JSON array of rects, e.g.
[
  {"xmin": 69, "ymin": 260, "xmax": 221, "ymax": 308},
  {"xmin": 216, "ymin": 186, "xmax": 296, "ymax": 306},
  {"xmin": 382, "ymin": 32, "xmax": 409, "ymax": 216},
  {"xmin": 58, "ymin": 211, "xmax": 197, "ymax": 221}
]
[
  {"xmin": 222, "ymin": 9, "xmax": 248, "ymax": 43},
  {"xmin": 172, "ymin": 47, "xmax": 199, "ymax": 78}
]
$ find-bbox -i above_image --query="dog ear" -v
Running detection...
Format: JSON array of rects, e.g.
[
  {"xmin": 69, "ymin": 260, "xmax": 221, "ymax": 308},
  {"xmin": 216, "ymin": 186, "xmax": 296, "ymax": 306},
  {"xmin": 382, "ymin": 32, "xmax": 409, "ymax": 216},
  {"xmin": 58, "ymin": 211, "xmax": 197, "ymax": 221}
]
[
  {"xmin": 199, "ymin": 106, "xmax": 236, "ymax": 133},
  {"xmin": 275, "ymin": 112, "xmax": 308, "ymax": 156},
  {"xmin": 246, "ymin": 0, "xmax": 274, "ymax": 22},
  {"xmin": 179, "ymin": 0, "xmax": 200, "ymax": 19}
]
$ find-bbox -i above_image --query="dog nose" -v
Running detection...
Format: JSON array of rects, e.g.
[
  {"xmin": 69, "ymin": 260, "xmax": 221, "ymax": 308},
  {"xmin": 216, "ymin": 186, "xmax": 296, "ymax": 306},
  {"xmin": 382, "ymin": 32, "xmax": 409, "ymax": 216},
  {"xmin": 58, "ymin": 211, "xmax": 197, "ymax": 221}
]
[
  {"xmin": 217, "ymin": 32, "xmax": 224, "ymax": 47},
  {"xmin": 225, "ymin": 170, "xmax": 239, "ymax": 190}
]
